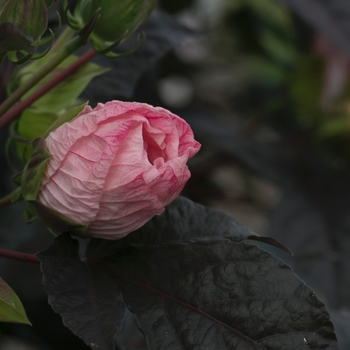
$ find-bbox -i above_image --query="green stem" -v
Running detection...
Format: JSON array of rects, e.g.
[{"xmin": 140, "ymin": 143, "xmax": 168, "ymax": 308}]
[
  {"xmin": 0, "ymin": 188, "xmax": 21, "ymax": 207},
  {"xmin": 0, "ymin": 34, "xmax": 86, "ymax": 118},
  {"xmin": 0, "ymin": 48, "xmax": 97, "ymax": 129},
  {"xmin": 49, "ymin": 26, "xmax": 76, "ymax": 54}
]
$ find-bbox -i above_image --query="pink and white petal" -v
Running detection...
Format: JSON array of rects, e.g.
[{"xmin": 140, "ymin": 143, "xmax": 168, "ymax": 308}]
[
  {"xmin": 89, "ymin": 174, "xmax": 164, "ymax": 237},
  {"xmin": 163, "ymin": 111, "xmax": 201, "ymax": 158},
  {"xmin": 94, "ymin": 118, "xmax": 136, "ymax": 147},
  {"xmin": 43, "ymin": 112, "xmax": 100, "ymax": 184},
  {"xmin": 141, "ymin": 149, "xmax": 160, "ymax": 185},
  {"xmin": 68, "ymin": 134, "xmax": 113, "ymax": 162},
  {"xmin": 87, "ymin": 213, "xmax": 159, "ymax": 239},
  {"xmin": 163, "ymin": 155, "xmax": 189, "ymax": 177},
  {"xmin": 58, "ymin": 152, "xmax": 109, "ymax": 184},
  {"xmin": 150, "ymin": 165, "xmax": 190, "ymax": 204},
  {"xmin": 99, "ymin": 101, "xmax": 146, "ymax": 122},
  {"xmin": 46, "ymin": 112, "xmax": 99, "ymax": 161},
  {"xmin": 97, "ymin": 174, "xmax": 163, "ymax": 220},
  {"xmin": 103, "ymin": 123, "xmax": 145, "ymax": 190},
  {"xmin": 37, "ymin": 174, "xmax": 98, "ymax": 225}
]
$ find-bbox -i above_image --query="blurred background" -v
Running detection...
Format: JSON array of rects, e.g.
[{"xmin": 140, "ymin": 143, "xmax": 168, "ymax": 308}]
[{"xmin": 0, "ymin": 0, "xmax": 350, "ymax": 348}]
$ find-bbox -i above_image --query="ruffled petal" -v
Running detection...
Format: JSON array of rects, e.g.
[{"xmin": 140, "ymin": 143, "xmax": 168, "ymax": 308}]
[{"xmin": 37, "ymin": 100, "xmax": 200, "ymax": 238}]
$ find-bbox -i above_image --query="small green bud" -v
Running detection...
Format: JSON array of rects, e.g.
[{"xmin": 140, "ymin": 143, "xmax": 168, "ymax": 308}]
[
  {"xmin": 0, "ymin": 0, "xmax": 48, "ymax": 41},
  {"xmin": 0, "ymin": 0, "xmax": 57, "ymax": 63},
  {"xmin": 68, "ymin": 0, "xmax": 158, "ymax": 50}
]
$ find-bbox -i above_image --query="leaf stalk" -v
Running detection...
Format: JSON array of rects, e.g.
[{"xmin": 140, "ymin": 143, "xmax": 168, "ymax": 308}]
[
  {"xmin": 0, "ymin": 248, "xmax": 40, "ymax": 264},
  {"xmin": 0, "ymin": 48, "xmax": 97, "ymax": 129}
]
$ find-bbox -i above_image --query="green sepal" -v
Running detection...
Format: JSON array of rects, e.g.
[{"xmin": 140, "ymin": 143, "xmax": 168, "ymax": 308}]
[
  {"xmin": 17, "ymin": 127, "xmax": 87, "ymax": 237},
  {"xmin": 15, "ymin": 108, "xmax": 58, "ymax": 161},
  {"xmin": 101, "ymin": 34, "xmax": 144, "ymax": 58},
  {"xmin": 0, "ymin": 277, "xmax": 31, "ymax": 325},
  {"xmin": 5, "ymin": 121, "xmax": 28, "ymax": 172},
  {"xmin": 21, "ymin": 137, "xmax": 51, "ymax": 202},
  {"xmin": 23, "ymin": 207, "xmax": 37, "ymax": 224},
  {"xmin": 6, "ymin": 50, "xmax": 32, "ymax": 64},
  {"xmin": 12, "ymin": 172, "xmax": 22, "ymax": 186},
  {"xmin": 20, "ymin": 137, "xmax": 87, "ymax": 235},
  {"xmin": 77, "ymin": 7, "xmax": 101, "ymax": 42},
  {"xmin": 11, "ymin": 190, "xmax": 23, "ymax": 203},
  {"xmin": 30, "ymin": 34, "xmax": 54, "ymax": 60},
  {"xmin": 64, "ymin": 0, "xmax": 86, "ymax": 31},
  {"xmin": 10, "ymin": 104, "xmax": 87, "ymax": 165},
  {"xmin": 27, "ymin": 201, "xmax": 87, "ymax": 236}
]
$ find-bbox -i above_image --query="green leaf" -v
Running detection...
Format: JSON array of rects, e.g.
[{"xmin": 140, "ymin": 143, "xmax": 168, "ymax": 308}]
[
  {"xmin": 11, "ymin": 55, "xmax": 107, "ymax": 156},
  {"xmin": 0, "ymin": 277, "xmax": 31, "ymax": 325},
  {"xmin": 38, "ymin": 235, "xmax": 126, "ymax": 349},
  {"xmin": 13, "ymin": 103, "xmax": 87, "ymax": 163},
  {"xmin": 15, "ymin": 108, "xmax": 58, "ymax": 161},
  {"xmin": 0, "ymin": 0, "xmax": 48, "ymax": 40},
  {"xmin": 43, "ymin": 101, "xmax": 87, "ymax": 138},
  {"xmin": 0, "ymin": 277, "xmax": 14, "ymax": 306},
  {"xmin": 15, "ymin": 54, "xmax": 108, "ymax": 113}
]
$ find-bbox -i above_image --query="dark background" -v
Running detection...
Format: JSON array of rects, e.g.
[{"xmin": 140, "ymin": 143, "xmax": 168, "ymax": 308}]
[{"xmin": 0, "ymin": 0, "xmax": 350, "ymax": 348}]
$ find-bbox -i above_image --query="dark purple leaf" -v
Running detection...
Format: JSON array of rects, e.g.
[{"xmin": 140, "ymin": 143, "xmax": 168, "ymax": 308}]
[
  {"xmin": 87, "ymin": 196, "xmax": 287, "ymax": 260},
  {"xmin": 38, "ymin": 197, "xmax": 339, "ymax": 349},
  {"xmin": 37, "ymin": 236, "xmax": 126, "ymax": 350}
]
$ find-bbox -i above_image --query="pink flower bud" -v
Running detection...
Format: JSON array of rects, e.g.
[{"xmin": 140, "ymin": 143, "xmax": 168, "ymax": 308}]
[{"xmin": 36, "ymin": 101, "xmax": 200, "ymax": 239}]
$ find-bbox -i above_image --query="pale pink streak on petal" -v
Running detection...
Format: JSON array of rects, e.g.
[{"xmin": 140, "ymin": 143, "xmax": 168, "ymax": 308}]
[{"xmin": 89, "ymin": 174, "xmax": 163, "ymax": 238}]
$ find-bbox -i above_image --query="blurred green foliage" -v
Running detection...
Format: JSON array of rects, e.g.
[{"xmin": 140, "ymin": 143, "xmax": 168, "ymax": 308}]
[{"xmin": 202, "ymin": 0, "xmax": 350, "ymax": 162}]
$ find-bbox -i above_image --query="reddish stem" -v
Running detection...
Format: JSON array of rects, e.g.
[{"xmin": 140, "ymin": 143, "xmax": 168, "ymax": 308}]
[
  {"xmin": 0, "ymin": 248, "xmax": 40, "ymax": 264},
  {"xmin": 0, "ymin": 48, "xmax": 97, "ymax": 129}
]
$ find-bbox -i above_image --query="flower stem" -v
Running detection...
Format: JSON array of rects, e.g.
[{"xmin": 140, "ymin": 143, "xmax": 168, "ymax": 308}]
[
  {"xmin": 0, "ymin": 34, "xmax": 86, "ymax": 120},
  {"xmin": 0, "ymin": 248, "xmax": 40, "ymax": 264},
  {"xmin": 0, "ymin": 188, "xmax": 21, "ymax": 207},
  {"xmin": 0, "ymin": 48, "xmax": 97, "ymax": 129},
  {"xmin": 49, "ymin": 26, "xmax": 76, "ymax": 55}
]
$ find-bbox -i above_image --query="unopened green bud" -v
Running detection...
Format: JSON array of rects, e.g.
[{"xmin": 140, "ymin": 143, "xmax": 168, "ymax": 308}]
[
  {"xmin": 68, "ymin": 0, "xmax": 158, "ymax": 50},
  {"xmin": 0, "ymin": 0, "xmax": 48, "ymax": 40}
]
